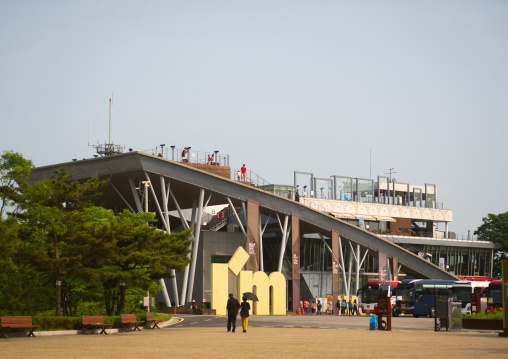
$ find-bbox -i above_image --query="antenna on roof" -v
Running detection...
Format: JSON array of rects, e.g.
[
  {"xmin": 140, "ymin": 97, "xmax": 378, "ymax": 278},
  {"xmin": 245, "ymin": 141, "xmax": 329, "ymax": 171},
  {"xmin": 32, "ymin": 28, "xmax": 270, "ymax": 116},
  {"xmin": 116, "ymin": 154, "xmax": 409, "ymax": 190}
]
[
  {"xmin": 385, "ymin": 168, "xmax": 397, "ymax": 182},
  {"xmin": 90, "ymin": 96, "xmax": 125, "ymax": 157}
]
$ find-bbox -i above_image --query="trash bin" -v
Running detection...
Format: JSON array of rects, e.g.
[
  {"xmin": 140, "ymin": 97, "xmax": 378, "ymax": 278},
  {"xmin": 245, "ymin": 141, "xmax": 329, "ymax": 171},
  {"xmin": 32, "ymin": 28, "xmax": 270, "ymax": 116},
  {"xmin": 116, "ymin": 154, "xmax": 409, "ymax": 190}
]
[{"xmin": 435, "ymin": 295, "xmax": 462, "ymax": 332}]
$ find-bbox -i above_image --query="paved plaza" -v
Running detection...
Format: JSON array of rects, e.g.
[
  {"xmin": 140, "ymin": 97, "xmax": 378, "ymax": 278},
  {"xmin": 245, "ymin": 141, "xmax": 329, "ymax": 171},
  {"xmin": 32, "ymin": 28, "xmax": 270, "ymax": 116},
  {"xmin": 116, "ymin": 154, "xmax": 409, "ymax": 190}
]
[{"xmin": 1, "ymin": 315, "xmax": 506, "ymax": 358}]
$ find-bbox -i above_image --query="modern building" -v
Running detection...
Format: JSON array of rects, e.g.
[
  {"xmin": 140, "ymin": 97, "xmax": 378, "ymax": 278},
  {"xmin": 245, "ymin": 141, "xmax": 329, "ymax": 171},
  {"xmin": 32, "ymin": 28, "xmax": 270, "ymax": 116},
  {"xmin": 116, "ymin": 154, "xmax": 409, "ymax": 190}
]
[{"xmin": 30, "ymin": 150, "xmax": 491, "ymax": 313}]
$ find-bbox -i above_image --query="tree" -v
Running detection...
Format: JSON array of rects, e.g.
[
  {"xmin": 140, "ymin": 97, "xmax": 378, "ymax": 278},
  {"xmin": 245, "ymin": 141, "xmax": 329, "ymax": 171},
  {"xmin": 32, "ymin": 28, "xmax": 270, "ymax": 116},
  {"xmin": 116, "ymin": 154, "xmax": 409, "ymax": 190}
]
[
  {"xmin": 95, "ymin": 210, "xmax": 192, "ymax": 315},
  {"xmin": 474, "ymin": 212, "xmax": 508, "ymax": 278},
  {"xmin": 19, "ymin": 167, "xmax": 109, "ymax": 315},
  {"xmin": 0, "ymin": 151, "xmax": 53, "ymax": 315}
]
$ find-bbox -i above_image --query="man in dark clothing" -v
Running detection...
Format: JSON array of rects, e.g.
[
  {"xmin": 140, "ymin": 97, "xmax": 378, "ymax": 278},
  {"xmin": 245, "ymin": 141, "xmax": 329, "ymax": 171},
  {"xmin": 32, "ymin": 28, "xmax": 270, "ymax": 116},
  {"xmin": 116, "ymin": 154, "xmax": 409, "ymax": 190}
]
[{"xmin": 226, "ymin": 293, "xmax": 241, "ymax": 332}]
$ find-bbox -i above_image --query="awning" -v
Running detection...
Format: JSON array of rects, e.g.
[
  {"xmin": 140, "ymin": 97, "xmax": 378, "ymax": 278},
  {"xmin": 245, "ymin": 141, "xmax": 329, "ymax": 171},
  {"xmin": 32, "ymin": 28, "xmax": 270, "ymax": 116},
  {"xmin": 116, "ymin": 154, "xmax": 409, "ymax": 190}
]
[{"xmin": 372, "ymin": 216, "xmax": 396, "ymax": 222}]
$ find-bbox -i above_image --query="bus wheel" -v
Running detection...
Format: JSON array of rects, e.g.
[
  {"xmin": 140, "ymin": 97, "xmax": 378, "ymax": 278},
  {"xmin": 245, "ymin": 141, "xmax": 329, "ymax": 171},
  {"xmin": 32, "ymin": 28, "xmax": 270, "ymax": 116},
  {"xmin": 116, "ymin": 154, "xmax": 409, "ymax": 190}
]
[
  {"xmin": 413, "ymin": 314, "xmax": 419, "ymax": 318},
  {"xmin": 429, "ymin": 307, "xmax": 435, "ymax": 318}
]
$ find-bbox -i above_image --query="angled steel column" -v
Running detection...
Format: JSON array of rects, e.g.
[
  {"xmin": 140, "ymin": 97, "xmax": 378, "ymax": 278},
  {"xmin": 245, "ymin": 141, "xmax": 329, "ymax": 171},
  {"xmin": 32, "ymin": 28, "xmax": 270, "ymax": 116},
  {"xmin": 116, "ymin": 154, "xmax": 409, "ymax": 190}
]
[
  {"xmin": 246, "ymin": 200, "xmax": 260, "ymax": 272},
  {"xmin": 332, "ymin": 231, "xmax": 340, "ymax": 315},
  {"xmin": 277, "ymin": 214, "xmax": 289, "ymax": 273},
  {"xmin": 291, "ymin": 215, "xmax": 300, "ymax": 313},
  {"xmin": 356, "ymin": 244, "xmax": 361, "ymax": 293},
  {"xmin": 181, "ymin": 199, "xmax": 198, "ymax": 306},
  {"xmin": 168, "ymin": 189, "xmax": 190, "ymax": 230},
  {"xmin": 129, "ymin": 179, "xmax": 143, "ymax": 213},
  {"xmin": 226, "ymin": 197, "xmax": 247, "ymax": 238},
  {"xmin": 347, "ymin": 249, "xmax": 354, "ymax": 297},
  {"xmin": 158, "ymin": 176, "xmax": 173, "ymax": 308},
  {"xmin": 110, "ymin": 183, "xmax": 136, "ymax": 213},
  {"xmin": 186, "ymin": 188, "xmax": 205, "ymax": 305},
  {"xmin": 338, "ymin": 236, "xmax": 349, "ymax": 297}
]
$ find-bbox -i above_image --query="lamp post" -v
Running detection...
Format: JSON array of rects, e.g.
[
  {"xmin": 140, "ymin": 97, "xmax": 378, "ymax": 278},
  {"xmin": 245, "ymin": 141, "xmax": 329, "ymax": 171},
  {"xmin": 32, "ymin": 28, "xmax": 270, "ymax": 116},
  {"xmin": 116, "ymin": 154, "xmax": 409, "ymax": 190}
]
[
  {"xmin": 170, "ymin": 146, "xmax": 175, "ymax": 161},
  {"xmin": 142, "ymin": 181, "xmax": 151, "ymax": 212}
]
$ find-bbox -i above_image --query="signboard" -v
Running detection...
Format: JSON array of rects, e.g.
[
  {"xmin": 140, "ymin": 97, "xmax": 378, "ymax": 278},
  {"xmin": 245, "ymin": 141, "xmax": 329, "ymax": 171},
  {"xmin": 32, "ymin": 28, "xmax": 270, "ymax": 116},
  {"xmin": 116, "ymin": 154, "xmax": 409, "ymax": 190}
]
[{"xmin": 377, "ymin": 297, "xmax": 391, "ymax": 331}]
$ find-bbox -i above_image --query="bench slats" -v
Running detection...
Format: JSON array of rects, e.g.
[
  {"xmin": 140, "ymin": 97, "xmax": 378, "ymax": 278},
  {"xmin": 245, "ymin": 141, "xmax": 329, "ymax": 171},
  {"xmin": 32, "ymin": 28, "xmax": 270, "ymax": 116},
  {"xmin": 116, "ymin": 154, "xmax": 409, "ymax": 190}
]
[
  {"xmin": 81, "ymin": 316, "xmax": 112, "ymax": 335},
  {"xmin": 0, "ymin": 316, "xmax": 39, "ymax": 338}
]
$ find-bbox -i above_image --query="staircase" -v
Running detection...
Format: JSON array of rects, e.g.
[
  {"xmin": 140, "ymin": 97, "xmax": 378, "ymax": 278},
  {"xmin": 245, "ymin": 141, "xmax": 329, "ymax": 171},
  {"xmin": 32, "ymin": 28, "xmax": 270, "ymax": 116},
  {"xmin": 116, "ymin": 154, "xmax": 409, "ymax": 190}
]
[{"xmin": 172, "ymin": 205, "xmax": 243, "ymax": 233}]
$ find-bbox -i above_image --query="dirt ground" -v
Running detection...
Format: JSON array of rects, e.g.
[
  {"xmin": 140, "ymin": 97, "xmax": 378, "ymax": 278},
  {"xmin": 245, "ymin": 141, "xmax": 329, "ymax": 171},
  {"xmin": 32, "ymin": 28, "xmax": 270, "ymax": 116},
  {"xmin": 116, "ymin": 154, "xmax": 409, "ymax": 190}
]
[{"xmin": 1, "ymin": 325, "xmax": 507, "ymax": 359}]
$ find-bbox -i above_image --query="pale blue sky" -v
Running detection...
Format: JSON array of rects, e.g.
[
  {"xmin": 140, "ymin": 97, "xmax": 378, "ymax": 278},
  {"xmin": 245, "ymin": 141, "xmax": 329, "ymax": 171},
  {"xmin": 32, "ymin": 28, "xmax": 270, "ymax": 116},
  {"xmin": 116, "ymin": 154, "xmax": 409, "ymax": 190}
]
[{"xmin": 1, "ymin": 1, "xmax": 507, "ymax": 237}]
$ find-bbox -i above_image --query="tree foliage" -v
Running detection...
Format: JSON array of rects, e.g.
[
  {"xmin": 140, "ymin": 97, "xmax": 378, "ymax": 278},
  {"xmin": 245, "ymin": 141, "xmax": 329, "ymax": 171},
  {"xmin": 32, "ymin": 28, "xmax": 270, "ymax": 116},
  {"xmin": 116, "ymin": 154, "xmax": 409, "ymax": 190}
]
[
  {"xmin": 0, "ymin": 152, "xmax": 193, "ymax": 317},
  {"xmin": 475, "ymin": 212, "xmax": 508, "ymax": 278}
]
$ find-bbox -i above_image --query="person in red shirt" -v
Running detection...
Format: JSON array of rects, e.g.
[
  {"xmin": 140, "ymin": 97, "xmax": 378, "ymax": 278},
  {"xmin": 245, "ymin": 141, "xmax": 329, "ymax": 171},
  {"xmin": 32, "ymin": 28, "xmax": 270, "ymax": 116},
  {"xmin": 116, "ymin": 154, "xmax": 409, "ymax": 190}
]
[{"xmin": 241, "ymin": 164, "xmax": 247, "ymax": 181}]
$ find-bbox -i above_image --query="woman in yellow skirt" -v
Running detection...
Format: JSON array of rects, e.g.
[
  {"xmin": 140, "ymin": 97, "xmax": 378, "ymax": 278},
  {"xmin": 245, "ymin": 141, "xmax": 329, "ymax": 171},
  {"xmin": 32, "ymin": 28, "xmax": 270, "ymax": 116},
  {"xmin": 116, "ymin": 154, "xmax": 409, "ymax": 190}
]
[{"xmin": 240, "ymin": 296, "xmax": 251, "ymax": 333}]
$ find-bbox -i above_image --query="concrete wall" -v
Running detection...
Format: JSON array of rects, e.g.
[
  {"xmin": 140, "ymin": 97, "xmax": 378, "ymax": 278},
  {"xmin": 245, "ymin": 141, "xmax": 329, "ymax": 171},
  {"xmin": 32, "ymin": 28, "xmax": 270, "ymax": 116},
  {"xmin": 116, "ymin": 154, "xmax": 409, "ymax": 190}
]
[{"xmin": 199, "ymin": 231, "xmax": 246, "ymax": 306}]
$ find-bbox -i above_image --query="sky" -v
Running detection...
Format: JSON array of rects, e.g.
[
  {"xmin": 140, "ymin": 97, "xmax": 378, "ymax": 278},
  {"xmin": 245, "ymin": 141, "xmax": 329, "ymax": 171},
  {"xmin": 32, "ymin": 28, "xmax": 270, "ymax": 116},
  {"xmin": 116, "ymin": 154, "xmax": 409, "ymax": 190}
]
[{"xmin": 1, "ymin": 1, "xmax": 507, "ymax": 238}]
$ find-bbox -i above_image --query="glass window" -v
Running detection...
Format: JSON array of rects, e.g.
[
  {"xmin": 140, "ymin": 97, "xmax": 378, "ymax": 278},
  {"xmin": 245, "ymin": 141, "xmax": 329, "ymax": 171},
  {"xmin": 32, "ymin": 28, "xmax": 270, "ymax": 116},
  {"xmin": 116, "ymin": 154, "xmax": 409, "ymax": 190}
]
[
  {"xmin": 315, "ymin": 178, "xmax": 333, "ymax": 199},
  {"xmin": 425, "ymin": 184, "xmax": 436, "ymax": 208},
  {"xmin": 333, "ymin": 176, "xmax": 353, "ymax": 201},
  {"xmin": 355, "ymin": 178, "xmax": 374, "ymax": 203}
]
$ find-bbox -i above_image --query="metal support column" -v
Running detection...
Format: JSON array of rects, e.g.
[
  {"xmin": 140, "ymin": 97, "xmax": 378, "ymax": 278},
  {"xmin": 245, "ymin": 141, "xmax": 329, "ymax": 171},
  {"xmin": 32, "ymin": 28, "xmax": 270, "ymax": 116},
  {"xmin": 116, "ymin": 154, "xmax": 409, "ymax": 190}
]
[
  {"xmin": 292, "ymin": 215, "xmax": 300, "ymax": 313},
  {"xmin": 187, "ymin": 188, "xmax": 205, "ymax": 305},
  {"xmin": 332, "ymin": 231, "xmax": 340, "ymax": 315},
  {"xmin": 246, "ymin": 200, "xmax": 260, "ymax": 272}
]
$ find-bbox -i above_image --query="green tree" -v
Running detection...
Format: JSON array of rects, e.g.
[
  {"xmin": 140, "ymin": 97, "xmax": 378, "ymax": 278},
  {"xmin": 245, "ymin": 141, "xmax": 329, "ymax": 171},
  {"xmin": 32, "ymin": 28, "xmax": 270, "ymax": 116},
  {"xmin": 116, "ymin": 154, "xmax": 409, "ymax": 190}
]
[
  {"xmin": 474, "ymin": 212, "xmax": 508, "ymax": 279},
  {"xmin": 19, "ymin": 167, "xmax": 109, "ymax": 316},
  {"xmin": 98, "ymin": 210, "xmax": 192, "ymax": 315}
]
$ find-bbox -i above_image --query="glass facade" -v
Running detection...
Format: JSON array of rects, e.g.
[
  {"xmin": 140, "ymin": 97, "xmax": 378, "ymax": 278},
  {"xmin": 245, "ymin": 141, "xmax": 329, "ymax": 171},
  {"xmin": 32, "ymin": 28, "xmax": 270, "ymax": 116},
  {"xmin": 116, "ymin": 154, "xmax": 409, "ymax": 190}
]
[
  {"xmin": 332, "ymin": 176, "xmax": 353, "ymax": 201},
  {"xmin": 425, "ymin": 184, "xmax": 436, "ymax": 208},
  {"xmin": 354, "ymin": 178, "xmax": 374, "ymax": 203},
  {"xmin": 314, "ymin": 178, "xmax": 333, "ymax": 199},
  {"xmin": 259, "ymin": 184, "xmax": 297, "ymax": 200}
]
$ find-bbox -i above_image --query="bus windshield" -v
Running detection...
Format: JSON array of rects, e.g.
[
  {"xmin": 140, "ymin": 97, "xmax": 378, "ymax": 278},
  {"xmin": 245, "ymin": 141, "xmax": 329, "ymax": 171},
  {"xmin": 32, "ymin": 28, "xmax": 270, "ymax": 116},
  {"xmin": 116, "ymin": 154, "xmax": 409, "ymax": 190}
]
[
  {"xmin": 451, "ymin": 287, "xmax": 471, "ymax": 307},
  {"xmin": 362, "ymin": 287, "xmax": 379, "ymax": 304},
  {"xmin": 397, "ymin": 285, "xmax": 413, "ymax": 302},
  {"xmin": 487, "ymin": 288, "xmax": 503, "ymax": 306}
]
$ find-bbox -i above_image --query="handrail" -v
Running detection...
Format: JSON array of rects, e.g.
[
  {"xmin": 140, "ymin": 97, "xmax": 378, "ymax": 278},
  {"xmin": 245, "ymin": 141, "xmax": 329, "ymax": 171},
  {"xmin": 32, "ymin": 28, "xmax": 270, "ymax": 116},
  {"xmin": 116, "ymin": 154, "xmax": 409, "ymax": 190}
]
[
  {"xmin": 142, "ymin": 147, "xmax": 230, "ymax": 167},
  {"xmin": 230, "ymin": 168, "xmax": 271, "ymax": 187}
]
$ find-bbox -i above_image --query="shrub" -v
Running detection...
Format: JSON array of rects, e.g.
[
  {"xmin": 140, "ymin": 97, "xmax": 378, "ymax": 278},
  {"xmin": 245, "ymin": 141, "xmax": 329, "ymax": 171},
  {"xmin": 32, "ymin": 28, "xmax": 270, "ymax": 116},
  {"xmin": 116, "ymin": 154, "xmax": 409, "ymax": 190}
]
[
  {"xmin": 33, "ymin": 316, "xmax": 81, "ymax": 330},
  {"xmin": 462, "ymin": 312, "xmax": 503, "ymax": 320}
]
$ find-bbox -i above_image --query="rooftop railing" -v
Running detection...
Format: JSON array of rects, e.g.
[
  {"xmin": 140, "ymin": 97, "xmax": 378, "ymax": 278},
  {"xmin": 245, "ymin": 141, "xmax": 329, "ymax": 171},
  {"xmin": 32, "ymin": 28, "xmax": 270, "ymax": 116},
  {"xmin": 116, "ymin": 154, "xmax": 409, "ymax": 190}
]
[
  {"xmin": 142, "ymin": 147, "xmax": 230, "ymax": 167},
  {"xmin": 230, "ymin": 168, "xmax": 271, "ymax": 187}
]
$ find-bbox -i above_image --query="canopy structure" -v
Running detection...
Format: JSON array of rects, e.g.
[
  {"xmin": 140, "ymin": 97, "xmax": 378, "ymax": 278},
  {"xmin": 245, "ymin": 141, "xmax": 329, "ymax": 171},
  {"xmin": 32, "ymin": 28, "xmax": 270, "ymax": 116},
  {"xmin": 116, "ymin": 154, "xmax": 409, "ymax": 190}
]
[{"xmin": 30, "ymin": 152, "xmax": 457, "ymax": 312}]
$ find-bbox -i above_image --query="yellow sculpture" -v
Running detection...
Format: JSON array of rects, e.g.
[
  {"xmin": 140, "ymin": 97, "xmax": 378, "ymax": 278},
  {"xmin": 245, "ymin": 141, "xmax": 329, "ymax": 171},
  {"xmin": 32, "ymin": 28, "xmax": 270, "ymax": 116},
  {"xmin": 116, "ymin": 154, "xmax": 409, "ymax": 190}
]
[{"xmin": 212, "ymin": 246, "xmax": 286, "ymax": 315}]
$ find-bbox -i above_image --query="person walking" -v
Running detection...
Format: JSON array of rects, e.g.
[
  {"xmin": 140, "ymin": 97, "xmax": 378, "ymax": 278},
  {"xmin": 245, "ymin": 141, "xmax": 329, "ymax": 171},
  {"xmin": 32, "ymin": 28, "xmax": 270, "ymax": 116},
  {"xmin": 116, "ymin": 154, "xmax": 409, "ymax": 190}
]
[
  {"xmin": 336, "ymin": 299, "xmax": 341, "ymax": 316},
  {"xmin": 226, "ymin": 293, "xmax": 241, "ymax": 333},
  {"xmin": 312, "ymin": 302, "xmax": 316, "ymax": 315},
  {"xmin": 240, "ymin": 296, "xmax": 250, "ymax": 333},
  {"xmin": 317, "ymin": 300, "xmax": 322, "ymax": 316},
  {"xmin": 348, "ymin": 300, "xmax": 353, "ymax": 316}
]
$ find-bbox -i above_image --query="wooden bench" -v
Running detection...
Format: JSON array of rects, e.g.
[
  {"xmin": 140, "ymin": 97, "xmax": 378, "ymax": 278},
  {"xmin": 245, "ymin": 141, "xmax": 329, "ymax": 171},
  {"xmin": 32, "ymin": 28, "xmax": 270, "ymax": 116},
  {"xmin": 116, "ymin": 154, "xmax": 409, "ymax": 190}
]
[
  {"xmin": 81, "ymin": 315, "xmax": 112, "ymax": 335},
  {"xmin": 0, "ymin": 316, "xmax": 41, "ymax": 338},
  {"xmin": 120, "ymin": 314, "xmax": 143, "ymax": 332},
  {"xmin": 144, "ymin": 312, "xmax": 163, "ymax": 329}
]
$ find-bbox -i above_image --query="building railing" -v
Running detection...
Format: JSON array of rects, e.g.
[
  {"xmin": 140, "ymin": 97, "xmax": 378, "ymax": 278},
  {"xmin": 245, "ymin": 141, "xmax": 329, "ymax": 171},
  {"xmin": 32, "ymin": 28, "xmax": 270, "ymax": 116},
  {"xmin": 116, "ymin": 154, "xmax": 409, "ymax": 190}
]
[
  {"xmin": 142, "ymin": 147, "xmax": 230, "ymax": 167},
  {"xmin": 230, "ymin": 168, "xmax": 271, "ymax": 187},
  {"xmin": 379, "ymin": 234, "xmax": 487, "ymax": 243}
]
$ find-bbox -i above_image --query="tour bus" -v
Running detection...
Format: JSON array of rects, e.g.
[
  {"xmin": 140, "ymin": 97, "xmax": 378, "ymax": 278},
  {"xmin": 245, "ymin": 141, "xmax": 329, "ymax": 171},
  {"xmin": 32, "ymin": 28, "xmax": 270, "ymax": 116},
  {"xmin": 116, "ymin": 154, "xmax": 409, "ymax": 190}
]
[
  {"xmin": 450, "ymin": 280, "xmax": 491, "ymax": 314},
  {"xmin": 482, "ymin": 279, "xmax": 503, "ymax": 314},
  {"xmin": 393, "ymin": 279, "xmax": 455, "ymax": 317},
  {"xmin": 357, "ymin": 280, "xmax": 399, "ymax": 315}
]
